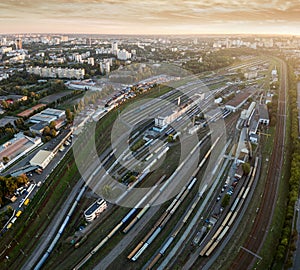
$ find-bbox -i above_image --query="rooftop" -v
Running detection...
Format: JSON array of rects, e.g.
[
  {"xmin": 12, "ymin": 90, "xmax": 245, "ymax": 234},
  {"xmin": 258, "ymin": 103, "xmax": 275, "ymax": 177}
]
[
  {"xmin": 84, "ymin": 199, "xmax": 106, "ymax": 216},
  {"xmin": 42, "ymin": 108, "xmax": 65, "ymax": 117},
  {"xmin": 17, "ymin": 104, "xmax": 46, "ymax": 118},
  {"xmin": 30, "ymin": 113, "xmax": 57, "ymax": 123},
  {"xmin": 0, "ymin": 133, "xmax": 40, "ymax": 161},
  {"xmin": 258, "ymin": 104, "xmax": 269, "ymax": 120},
  {"xmin": 0, "ymin": 116, "xmax": 18, "ymax": 127},
  {"xmin": 30, "ymin": 150, "xmax": 53, "ymax": 165},
  {"xmin": 30, "ymin": 121, "xmax": 48, "ymax": 131},
  {"xmin": 226, "ymin": 90, "xmax": 253, "ymax": 108}
]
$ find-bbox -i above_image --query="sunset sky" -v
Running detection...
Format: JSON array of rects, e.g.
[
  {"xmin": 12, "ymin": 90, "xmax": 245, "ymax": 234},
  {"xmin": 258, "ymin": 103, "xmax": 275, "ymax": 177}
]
[{"xmin": 0, "ymin": 0, "xmax": 299, "ymax": 35}]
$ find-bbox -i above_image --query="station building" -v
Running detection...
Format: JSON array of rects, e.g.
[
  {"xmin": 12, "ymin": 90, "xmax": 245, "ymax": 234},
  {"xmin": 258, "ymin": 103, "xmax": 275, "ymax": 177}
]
[{"xmin": 84, "ymin": 199, "xmax": 107, "ymax": 222}]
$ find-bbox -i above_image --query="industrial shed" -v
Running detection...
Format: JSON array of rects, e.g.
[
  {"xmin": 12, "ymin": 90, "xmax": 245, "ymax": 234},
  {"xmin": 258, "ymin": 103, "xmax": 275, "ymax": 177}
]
[{"xmin": 30, "ymin": 150, "xmax": 54, "ymax": 169}]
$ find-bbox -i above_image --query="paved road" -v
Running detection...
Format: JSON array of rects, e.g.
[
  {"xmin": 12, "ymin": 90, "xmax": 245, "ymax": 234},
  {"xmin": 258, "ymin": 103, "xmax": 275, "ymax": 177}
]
[
  {"xmin": 0, "ymin": 130, "xmax": 72, "ymax": 216},
  {"xmin": 2, "ymin": 128, "xmax": 71, "ymax": 177},
  {"xmin": 21, "ymin": 143, "xmax": 113, "ymax": 270},
  {"xmin": 230, "ymin": 57, "xmax": 287, "ymax": 270},
  {"xmin": 158, "ymin": 155, "xmax": 230, "ymax": 270},
  {"xmin": 201, "ymin": 156, "xmax": 262, "ymax": 270}
]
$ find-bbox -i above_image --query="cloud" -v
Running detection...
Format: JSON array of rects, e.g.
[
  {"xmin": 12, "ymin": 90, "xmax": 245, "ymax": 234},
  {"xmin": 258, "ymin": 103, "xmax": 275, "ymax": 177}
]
[{"xmin": 0, "ymin": 0, "xmax": 299, "ymax": 34}]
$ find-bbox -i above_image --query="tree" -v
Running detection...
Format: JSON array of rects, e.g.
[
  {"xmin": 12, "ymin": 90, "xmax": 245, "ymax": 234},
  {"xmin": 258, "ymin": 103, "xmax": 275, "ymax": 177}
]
[
  {"xmin": 17, "ymin": 174, "xmax": 28, "ymax": 185},
  {"xmin": 128, "ymin": 175, "xmax": 136, "ymax": 184},
  {"xmin": 50, "ymin": 129, "xmax": 57, "ymax": 138},
  {"xmin": 242, "ymin": 162, "xmax": 251, "ymax": 175},
  {"xmin": 221, "ymin": 194, "xmax": 231, "ymax": 208},
  {"xmin": 43, "ymin": 126, "xmax": 50, "ymax": 136},
  {"xmin": 49, "ymin": 121, "xmax": 56, "ymax": 129},
  {"xmin": 1, "ymin": 100, "xmax": 9, "ymax": 109},
  {"xmin": 44, "ymin": 136, "xmax": 51, "ymax": 142},
  {"xmin": 65, "ymin": 109, "xmax": 73, "ymax": 123},
  {"xmin": 2, "ymin": 156, "xmax": 9, "ymax": 164},
  {"xmin": 5, "ymin": 128, "xmax": 15, "ymax": 136},
  {"xmin": 167, "ymin": 134, "xmax": 174, "ymax": 143}
]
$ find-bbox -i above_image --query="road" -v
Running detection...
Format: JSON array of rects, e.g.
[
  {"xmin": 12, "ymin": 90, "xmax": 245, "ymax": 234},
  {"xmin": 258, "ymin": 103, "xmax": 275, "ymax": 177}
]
[
  {"xmin": 20, "ymin": 178, "xmax": 84, "ymax": 270},
  {"xmin": 2, "ymin": 128, "xmax": 71, "ymax": 177},
  {"xmin": 0, "ymin": 129, "xmax": 72, "ymax": 216},
  {"xmin": 20, "ymin": 143, "xmax": 113, "ymax": 270},
  {"xmin": 230, "ymin": 58, "xmax": 287, "ymax": 269}
]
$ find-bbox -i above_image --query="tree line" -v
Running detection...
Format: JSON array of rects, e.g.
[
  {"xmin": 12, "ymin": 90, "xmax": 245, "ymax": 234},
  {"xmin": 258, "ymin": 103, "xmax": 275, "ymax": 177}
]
[{"xmin": 274, "ymin": 62, "xmax": 300, "ymax": 267}]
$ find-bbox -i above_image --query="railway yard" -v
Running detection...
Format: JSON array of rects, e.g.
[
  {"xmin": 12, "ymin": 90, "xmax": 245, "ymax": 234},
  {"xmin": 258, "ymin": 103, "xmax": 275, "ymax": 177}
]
[{"xmin": 0, "ymin": 52, "xmax": 294, "ymax": 270}]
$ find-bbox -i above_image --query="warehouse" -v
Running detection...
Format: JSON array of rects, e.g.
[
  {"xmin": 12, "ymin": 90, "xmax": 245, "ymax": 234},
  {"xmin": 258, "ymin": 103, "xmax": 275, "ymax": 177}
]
[
  {"xmin": 29, "ymin": 108, "xmax": 65, "ymax": 124},
  {"xmin": 0, "ymin": 133, "xmax": 42, "ymax": 172},
  {"xmin": 258, "ymin": 104, "xmax": 270, "ymax": 125},
  {"xmin": 41, "ymin": 108, "xmax": 65, "ymax": 119},
  {"xmin": 225, "ymin": 90, "xmax": 254, "ymax": 112},
  {"xmin": 29, "ymin": 113, "xmax": 57, "ymax": 124},
  {"xmin": 29, "ymin": 121, "xmax": 48, "ymax": 135},
  {"xmin": 30, "ymin": 150, "xmax": 54, "ymax": 169}
]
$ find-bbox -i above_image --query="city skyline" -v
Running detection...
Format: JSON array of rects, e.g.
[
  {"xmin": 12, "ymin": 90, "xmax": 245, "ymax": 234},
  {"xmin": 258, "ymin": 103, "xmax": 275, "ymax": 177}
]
[{"xmin": 0, "ymin": 0, "xmax": 300, "ymax": 35}]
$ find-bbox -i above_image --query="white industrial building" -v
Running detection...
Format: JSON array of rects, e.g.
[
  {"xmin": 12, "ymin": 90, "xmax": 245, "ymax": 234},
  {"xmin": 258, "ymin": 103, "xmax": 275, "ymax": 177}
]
[
  {"xmin": 30, "ymin": 150, "xmax": 54, "ymax": 169},
  {"xmin": 84, "ymin": 199, "xmax": 107, "ymax": 222},
  {"xmin": 42, "ymin": 108, "xmax": 65, "ymax": 118},
  {"xmin": 155, "ymin": 98, "xmax": 200, "ymax": 128},
  {"xmin": 258, "ymin": 104, "xmax": 270, "ymax": 125},
  {"xmin": 29, "ymin": 108, "xmax": 65, "ymax": 124},
  {"xmin": 87, "ymin": 57, "xmax": 95, "ymax": 66}
]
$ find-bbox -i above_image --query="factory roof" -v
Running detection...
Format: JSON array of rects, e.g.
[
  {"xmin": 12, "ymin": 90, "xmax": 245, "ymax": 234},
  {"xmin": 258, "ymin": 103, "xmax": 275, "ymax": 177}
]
[{"xmin": 258, "ymin": 104, "xmax": 269, "ymax": 120}]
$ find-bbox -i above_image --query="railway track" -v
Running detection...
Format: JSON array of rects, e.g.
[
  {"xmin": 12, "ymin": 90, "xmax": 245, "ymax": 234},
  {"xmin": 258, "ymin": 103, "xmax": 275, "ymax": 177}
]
[{"xmin": 230, "ymin": 59, "xmax": 287, "ymax": 269}]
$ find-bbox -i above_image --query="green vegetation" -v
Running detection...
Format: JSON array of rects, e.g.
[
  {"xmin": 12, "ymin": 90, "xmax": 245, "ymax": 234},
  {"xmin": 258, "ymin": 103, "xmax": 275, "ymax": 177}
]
[
  {"xmin": 267, "ymin": 94, "xmax": 279, "ymax": 126},
  {"xmin": 183, "ymin": 48, "xmax": 257, "ymax": 75},
  {"xmin": 42, "ymin": 124, "xmax": 57, "ymax": 141},
  {"xmin": 101, "ymin": 185, "xmax": 112, "ymax": 199},
  {"xmin": 183, "ymin": 50, "xmax": 234, "ymax": 74},
  {"xmin": 221, "ymin": 194, "xmax": 231, "ymax": 208},
  {"xmin": 65, "ymin": 109, "xmax": 73, "ymax": 123},
  {"xmin": 241, "ymin": 162, "xmax": 251, "ymax": 175},
  {"xmin": 167, "ymin": 134, "xmax": 174, "ymax": 142},
  {"xmin": 130, "ymin": 139, "xmax": 146, "ymax": 152},
  {"xmin": 0, "ymin": 174, "xmax": 29, "ymax": 206},
  {"xmin": 0, "ymin": 206, "xmax": 13, "ymax": 228},
  {"xmin": 273, "ymin": 63, "xmax": 300, "ymax": 267}
]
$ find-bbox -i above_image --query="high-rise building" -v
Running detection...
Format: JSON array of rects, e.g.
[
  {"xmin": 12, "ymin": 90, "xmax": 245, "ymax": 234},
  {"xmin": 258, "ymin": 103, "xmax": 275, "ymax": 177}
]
[
  {"xmin": 117, "ymin": 49, "xmax": 131, "ymax": 61},
  {"xmin": 1, "ymin": 37, "xmax": 7, "ymax": 46},
  {"xmin": 88, "ymin": 57, "xmax": 95, "ymax": 66},
  {"xmin": 105, "ymin": 61, "xmax": 110, "ymax": 73},
  {"xmin": 112, "ymin": 42, "xmax": 118, "ymax": 55},
  {"xmin": 16, "ymin": 38, "xmax": 22, "ymax": 50},
  {"xmin": 75, "ymin": 54, "xmax": 82, "ymax": 63}
]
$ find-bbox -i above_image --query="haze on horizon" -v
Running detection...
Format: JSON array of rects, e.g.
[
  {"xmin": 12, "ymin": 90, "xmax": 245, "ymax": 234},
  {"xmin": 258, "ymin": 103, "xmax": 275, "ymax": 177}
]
[{"xmin": 0, "ymin": 0, "xmax": 299, "ymax": 35}]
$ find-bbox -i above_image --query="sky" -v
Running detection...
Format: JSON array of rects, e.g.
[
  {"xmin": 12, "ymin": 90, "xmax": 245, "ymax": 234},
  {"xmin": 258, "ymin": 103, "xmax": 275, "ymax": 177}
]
[{"xmin": 0, "ymin": 0, "xmax": 300, "ymax": 35}]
